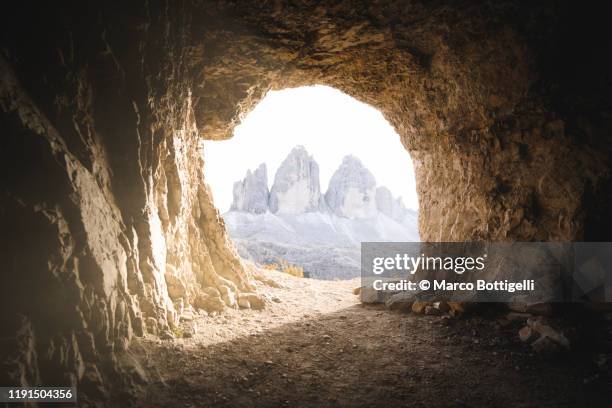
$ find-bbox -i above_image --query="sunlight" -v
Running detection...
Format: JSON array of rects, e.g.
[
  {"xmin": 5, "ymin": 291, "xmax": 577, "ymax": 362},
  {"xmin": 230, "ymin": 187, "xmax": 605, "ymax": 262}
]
[{"xmin": 203, "ymin": 85, "xmax": 417, "ymax": 212}]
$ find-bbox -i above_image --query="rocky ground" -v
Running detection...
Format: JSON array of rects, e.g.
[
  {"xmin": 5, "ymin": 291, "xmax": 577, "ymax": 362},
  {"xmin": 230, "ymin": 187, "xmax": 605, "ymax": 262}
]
[{"xmin": 125, "ymin": 270, "xmax": 612, "ymax": 408}]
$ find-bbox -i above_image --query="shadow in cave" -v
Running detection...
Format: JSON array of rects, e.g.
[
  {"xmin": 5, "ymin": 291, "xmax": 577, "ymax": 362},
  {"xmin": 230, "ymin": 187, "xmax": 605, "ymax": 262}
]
[{"xmin": 132, "ymin": 305, "xmax": 612, "ymax": 408}]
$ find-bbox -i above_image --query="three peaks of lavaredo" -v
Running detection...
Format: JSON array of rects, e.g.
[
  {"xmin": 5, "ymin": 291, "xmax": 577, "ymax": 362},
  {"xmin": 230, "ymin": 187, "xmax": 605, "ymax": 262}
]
[{"xmin": 225, "ymin": 145, "xmax": 418, "ymax": 279}]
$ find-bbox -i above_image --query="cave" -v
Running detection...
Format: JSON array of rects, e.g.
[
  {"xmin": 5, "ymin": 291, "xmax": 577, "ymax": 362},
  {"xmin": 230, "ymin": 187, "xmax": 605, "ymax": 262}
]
[{"xmin": 1, "ymin": 1, "xmax": 611, "ymax": 406}]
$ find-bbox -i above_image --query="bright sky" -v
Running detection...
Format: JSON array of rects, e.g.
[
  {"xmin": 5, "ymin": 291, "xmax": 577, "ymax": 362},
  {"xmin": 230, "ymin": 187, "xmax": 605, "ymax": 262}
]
[{"xmin": 203, "ymin": 85, "xmax": 418, "ymax": 213}]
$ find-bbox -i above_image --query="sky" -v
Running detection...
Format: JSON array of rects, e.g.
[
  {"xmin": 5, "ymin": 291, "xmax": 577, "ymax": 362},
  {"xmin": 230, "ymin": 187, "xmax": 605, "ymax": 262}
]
[{"xmin": 203, "ymin": 85, "xmax": 418, "ymax": 213}]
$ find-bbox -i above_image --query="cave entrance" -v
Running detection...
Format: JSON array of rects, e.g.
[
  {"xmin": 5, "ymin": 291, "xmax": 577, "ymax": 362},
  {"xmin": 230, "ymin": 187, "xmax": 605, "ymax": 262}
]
[{"xmin": 203, "ymin": 85, "xmax": 419, "ymax": 280}]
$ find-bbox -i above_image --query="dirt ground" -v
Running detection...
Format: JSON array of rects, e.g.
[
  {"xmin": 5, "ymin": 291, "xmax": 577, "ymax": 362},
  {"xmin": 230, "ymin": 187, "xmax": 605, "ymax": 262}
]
[{"xmin": 126, "ymin": 270, "xmax": 612, "ymax": 408}]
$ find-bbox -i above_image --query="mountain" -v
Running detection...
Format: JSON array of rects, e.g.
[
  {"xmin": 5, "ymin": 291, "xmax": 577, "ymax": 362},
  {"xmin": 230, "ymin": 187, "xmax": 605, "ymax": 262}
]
[
  {"xmin": 230, "ymin": 163, "xmax": 269, "ymax": 214},
  {"xmin": 225, "ymin": 146, "xmax": 419, "ymax": 279},
  {"xmin": 376, "ymin": 186, "xmax": 415, "ymax": 224},
  {"xmin": 269, "ymin": 146, "xmax": 325, "ymax": 214},
  {"xmin": 325, "ymin": 155, "xmax": 377, "ymax": 219}
]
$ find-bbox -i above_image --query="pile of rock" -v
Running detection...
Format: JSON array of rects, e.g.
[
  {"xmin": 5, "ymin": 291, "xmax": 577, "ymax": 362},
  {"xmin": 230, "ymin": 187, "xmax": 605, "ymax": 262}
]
[
  {"xmin": 357, "ymin": 287, "xmax": 576, "ymax": 353},
  {"xmin": 517, "ymin": 316, "xmax": 571, "ymax": 353}
]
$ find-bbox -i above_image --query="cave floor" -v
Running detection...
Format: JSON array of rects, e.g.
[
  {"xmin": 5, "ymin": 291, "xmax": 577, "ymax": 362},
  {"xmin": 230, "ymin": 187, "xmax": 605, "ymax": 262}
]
[{"xmin": 128, "ymin": 271, "xmax": 611, "ymax": 408}]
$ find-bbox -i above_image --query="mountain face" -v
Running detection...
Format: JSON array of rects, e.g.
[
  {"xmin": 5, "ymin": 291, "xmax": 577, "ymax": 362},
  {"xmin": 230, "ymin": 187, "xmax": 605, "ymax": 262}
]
[
  {"xmin": 226, "ymin": 146, "xmax": 419, "ymax": 279},
  {"xmin": 376, "ymin": 186, "xmax": 415, "ymax": 224},
  {"xmin": 268, "ymin": 146, "xmax": 324, "ymax": 214},
  {"xmin": 325, "ymin": 155, "xmax": 377, "ymax": 219},
  {"xmin": 230, "ymin": 163, "xmax": 269, "ymax": 214}
]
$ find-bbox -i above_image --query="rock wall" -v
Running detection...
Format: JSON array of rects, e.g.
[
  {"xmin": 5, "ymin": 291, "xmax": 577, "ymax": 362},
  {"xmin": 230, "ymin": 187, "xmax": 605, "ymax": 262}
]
[
  {"xmin": 0, "ymin": 0, "xmax": 254, "ymax": 400},
  {"xmin": 1, "ymin": 0, "xmax": 611, "ymax": 402}
]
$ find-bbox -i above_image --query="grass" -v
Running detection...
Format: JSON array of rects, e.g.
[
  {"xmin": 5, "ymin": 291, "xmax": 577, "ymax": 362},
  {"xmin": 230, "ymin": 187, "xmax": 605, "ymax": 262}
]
[{"xmin": 261, "ymin": 259, "xmax": 304, "ymax": 278}]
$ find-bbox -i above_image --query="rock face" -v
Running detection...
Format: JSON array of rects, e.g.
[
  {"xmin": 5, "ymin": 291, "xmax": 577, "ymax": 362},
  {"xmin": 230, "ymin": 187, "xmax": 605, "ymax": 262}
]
[
  {"xmin": 1, "ymin": 0, "xmax": 611, "ymax": 402},
  {"xmin": 231, "ymin": 163, "xmax": 269, "ymax": 214},
  {"xmin": 325, "ymin": 156, "xmax": 378, "ymax": 219},
  {"xmin": 269, "ymin": 146, "xmax": 324, "ymax": 214},
  {"xmin": 376, "ymin": 187, "xmax": 416, "ymax": 225}
]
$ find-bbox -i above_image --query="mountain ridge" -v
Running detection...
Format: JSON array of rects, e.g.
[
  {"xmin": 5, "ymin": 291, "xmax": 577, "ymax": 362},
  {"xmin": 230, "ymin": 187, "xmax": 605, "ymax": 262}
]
[{"xmin": 224, "ymin": 146, "xmax": 419, "ymax": 279}]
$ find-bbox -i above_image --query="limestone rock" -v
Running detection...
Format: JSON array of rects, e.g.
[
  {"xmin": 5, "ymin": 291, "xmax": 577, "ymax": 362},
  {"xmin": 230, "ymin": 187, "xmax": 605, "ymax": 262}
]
[
  {"xmin": 230, "ymin": 163, "xmax": 269, "ymax": 214},
  {"xmin": 238, "ymin": 293, "xmax": 266, "ymax": 310},
  {"xmin": 527, "ymin": 317, "xmax": 570, "ymax": 349},
  {"xmin": 375, "ymin": 186, "xmax": 418, "ymax": 225},
  {"xmin": 194, "ymin": 294, "xmax": 226, "ymax": 313},
  {"xmin": 325, "ymin": 156, "xmax": 377, "ymax": 219},
  {"xmin": 385, "ymin": 292, "xmax": 415, "ymax": 312},
  {"xmin": 359, "ymin": 286, "xmax": 381, "ymax": 303},
  {"xmin": 269, "ymin": 146, "xmax": 324, "ymax": 214},
  {"xmin": 166, "ymin": 272, "xmax": 188, "ymax": 301},
  {"xmin": 237, "ymin": 297, "xmax": 251, "ymax": 309}
]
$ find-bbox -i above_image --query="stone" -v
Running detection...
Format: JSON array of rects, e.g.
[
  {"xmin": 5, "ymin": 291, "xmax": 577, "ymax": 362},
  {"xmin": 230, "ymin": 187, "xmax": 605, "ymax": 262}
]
[
  {"xmin": 412, "ymin": 302, "xmax": 428, "ymax": 314},
  {"xmin": 165, "ymin": 270, "xmax": 188, "ymax": 301},
  {"xmin": 237, "ymin": 297, "xmax": 251, "ymax": 309},
  {"xmin": 218, "ymin": 285, "xmax": 237, "ymax": 308},
  {"xmin": 531, "ymin": 336, "xmax": 562, "ymax": 353},
  {"xmin": 375, "ymin": 187, "xmax": 417, "ymax": 225},
  {"xmin": 146, "ymin": 317, "xmax": 159, "ymax": 336},
  {"xmin": 160, "ymin": 330, "xmax": 175, "ymax": 340},
  {"xmin": 527, "ymin": 317, "xmax": 570, "ymax": 349},
  {"xmin": 183, "ymin": 323, "xmax": 197, "ymax": 338},
  {"xmin": 239, "ymin": 293, "xmax": 266, "ymax": 310},
  {"xmin": 518, "ymin": 326, "xmax": 533, "ymax": 342},
  {"xmin": 194, "ymin": 294, "xmax": 226, "ymax": 314},
  {"xmin": 359, "ymin": 286, "xmax": 381, "ymax": 304},
  {"xmin": 269, "ymin": 146, "xmax": 324, "ymax": 214},
  {"xmin": 179, "ymin": 312, "xmax": 194, "ymax": 322},
  {"xmin": 325, "ymin": 156, "xmax": 377, "ymax": 219},
  {"xmin": 385, "ymin": 292, "xmax": 415, "ymax": 312},
  {"xmin": 447, "ymin": 302, "xmax": 465, "ymax": 315},
  {"xmin": 231, "ymin": 163, "xmax": 269, "ymax": 214}
]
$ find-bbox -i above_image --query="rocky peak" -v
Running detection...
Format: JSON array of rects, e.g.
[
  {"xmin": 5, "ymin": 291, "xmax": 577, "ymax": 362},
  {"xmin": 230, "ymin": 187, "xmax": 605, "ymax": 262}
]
[
  {"xmin": 269, "ymin": 146, "xmax": 324, "ymax": 214},
  {"xmin": 325, "ymin": 155, "xmax": 377, "ymax": 219},
  {"xmin": 230, "ymin": 163, "xmax": 269, "ymax": 213},
  {"xmin": 376, "ymin": 186, "xmax": 415, "ymax": 224}
]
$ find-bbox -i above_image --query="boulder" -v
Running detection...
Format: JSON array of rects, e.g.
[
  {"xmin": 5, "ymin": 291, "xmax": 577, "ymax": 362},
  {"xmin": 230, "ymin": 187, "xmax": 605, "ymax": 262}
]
[
  {"xmin": 527, "ymin": 317, "xmax": 570, "ymax": 349},
  {"xmin": 238, "ymin": 293, "xmax": 266, "ymax": 310},
  {"xmin": 165, "ymin": 273, "xmax": 188, "ymax": 301},
  {"xmin": 385, "ymin": 292, "xmax": 415, "ymax": 312},
  {"xmin": 411, "ymin": 301, "xmax": 428, "ymax": 314},
  {"xmin": 194, "ymin": 293, "xmax": 225, "ymax": 313}
]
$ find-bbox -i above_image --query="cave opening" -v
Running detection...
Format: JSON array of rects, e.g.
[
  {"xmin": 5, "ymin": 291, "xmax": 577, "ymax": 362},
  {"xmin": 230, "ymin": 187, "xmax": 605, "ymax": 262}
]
[
  {"xmin": 2, "ymin": 1, "xmax": 612, "ymax": 405},
  {"xmin": 203, "ymin": 85, "xmax": 419, "ymax": 280}
]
